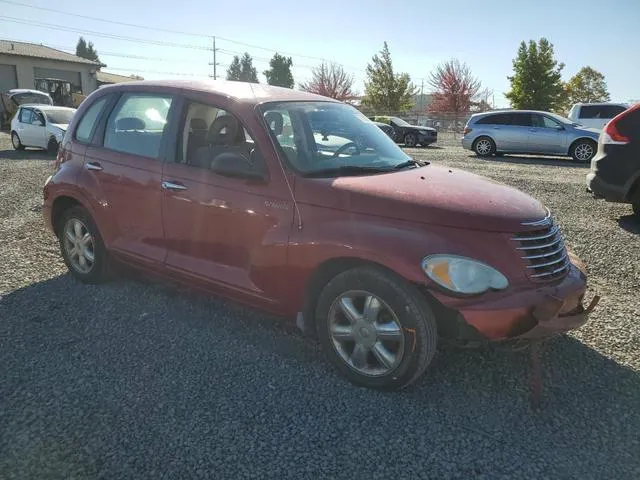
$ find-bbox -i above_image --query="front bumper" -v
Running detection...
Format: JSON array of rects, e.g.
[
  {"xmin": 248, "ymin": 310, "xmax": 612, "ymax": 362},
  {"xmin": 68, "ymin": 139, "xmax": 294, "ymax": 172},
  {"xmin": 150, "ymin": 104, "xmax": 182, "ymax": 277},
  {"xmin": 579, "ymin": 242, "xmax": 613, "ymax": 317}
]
[{"xmin": 448, "ymin": 254, "xmax": 597, "ymax": 341}]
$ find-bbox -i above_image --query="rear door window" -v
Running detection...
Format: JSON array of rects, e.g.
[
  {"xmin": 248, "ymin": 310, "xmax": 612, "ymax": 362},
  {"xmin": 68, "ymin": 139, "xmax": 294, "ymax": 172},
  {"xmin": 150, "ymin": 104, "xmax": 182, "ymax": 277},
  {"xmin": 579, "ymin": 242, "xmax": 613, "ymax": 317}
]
[
  {"xmin": 510, "ymin": 113, "xmax": 532, "ymax": 127},
  {"xmin": 75, "ymin": 96, "xmax": 110, "ymax": 143},
  {"xmin": 19, "ymin": 108, "xmax": 32, "ymax": 123},
  {"xmin": 103, "ymin": 93, "xmax": 173, "ymax": 159}
]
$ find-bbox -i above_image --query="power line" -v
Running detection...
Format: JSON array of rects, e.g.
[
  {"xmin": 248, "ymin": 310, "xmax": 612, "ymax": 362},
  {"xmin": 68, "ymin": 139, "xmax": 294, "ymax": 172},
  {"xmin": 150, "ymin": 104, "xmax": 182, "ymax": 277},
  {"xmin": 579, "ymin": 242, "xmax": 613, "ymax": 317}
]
[{"xmin": 0, "ymin": 16, "xmax": 212, "ymax": 50}]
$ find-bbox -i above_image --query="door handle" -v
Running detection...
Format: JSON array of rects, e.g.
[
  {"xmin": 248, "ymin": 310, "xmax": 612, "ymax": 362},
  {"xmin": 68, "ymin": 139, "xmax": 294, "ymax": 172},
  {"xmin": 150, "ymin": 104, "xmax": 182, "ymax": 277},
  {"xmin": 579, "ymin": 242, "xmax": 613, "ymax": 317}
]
[
  {"xmin": 529, "ymin": 128, "xmax": 537, "ymax": 132},
  {"xmin": 161, "ymin": 181, "xmax": 187, "ymax": 191},
  {"xmin": 85, "ymin": 162, "xmax": 103, "ymax": 171},
  {"xmin": 493, "ymin": 127, "xmax": 500, "ymax": 129}
]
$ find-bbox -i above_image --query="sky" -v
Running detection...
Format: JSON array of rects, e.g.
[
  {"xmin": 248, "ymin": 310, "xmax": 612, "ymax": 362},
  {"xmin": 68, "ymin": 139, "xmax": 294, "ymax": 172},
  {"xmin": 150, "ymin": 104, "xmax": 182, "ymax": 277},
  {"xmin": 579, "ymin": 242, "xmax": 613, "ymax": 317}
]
[{"xmin": 1, "ymin": 0, "xmax": 639, "ymax": 107}]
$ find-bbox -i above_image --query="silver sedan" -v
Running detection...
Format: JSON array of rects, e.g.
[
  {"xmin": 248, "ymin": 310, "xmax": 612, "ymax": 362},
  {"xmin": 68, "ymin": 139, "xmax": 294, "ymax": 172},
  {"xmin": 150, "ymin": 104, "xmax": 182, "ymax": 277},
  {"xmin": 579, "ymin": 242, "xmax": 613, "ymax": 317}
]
[{"xmin": 461, "ymin": 110, "xmax": 601, "ymax": 163}]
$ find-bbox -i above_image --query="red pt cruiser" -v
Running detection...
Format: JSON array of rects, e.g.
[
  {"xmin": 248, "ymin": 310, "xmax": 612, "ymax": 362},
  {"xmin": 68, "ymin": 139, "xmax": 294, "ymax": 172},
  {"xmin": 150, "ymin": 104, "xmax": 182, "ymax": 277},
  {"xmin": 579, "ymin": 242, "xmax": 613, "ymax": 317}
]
[{"xmin": 43, "ymin": 80, "xmax": 595, "ymax": 390}]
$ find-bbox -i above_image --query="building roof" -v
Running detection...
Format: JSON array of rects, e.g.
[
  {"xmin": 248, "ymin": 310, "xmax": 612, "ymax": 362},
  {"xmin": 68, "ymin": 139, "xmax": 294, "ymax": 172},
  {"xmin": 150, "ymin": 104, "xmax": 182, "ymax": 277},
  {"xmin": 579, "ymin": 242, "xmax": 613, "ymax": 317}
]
[
  {"xmin": 99, "ymin": 79, "xmax": 340, "ymax": 105},
  {"xmin": 97, "ymin": 71, "xmax": 143, "ymax": 84},
  {"xmin": 0, "ymin": 40, "xmax": 102, "ymax": 66}
]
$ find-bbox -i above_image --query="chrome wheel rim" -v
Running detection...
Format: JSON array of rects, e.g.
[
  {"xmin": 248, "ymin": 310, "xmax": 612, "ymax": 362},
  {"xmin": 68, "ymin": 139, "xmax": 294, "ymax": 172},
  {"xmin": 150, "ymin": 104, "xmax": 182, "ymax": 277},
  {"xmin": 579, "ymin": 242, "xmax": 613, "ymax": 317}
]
[
  {"xmin": 63, "ymin": 218, "xmax": 95, "ymax": 274},
  {"xmin": 405, "ymin": 135, "xmax": 416, "ymax": 147},
  {"xmin": 12, "ymin": 133, "xmax": 20, "ymax": 149},
  {"xmin": 575, "ymin": 143, "xmax": 593, "ymax": 161},
  {"xmin": 328, "ymin": 290, "xmax": 405, "ymax": 377},
  {"xmin": 476, "ymin": 139, "xmax": 492, "ymax": 155}
]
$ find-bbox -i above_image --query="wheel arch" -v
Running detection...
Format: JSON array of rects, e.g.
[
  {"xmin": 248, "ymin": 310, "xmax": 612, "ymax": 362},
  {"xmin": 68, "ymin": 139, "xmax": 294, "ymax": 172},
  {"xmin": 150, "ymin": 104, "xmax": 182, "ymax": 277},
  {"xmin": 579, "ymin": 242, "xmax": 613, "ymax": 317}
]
[
  {"xmin": 51, "ymin": 195, "xmax": 84, "ymax": 237},
  {"xmin": 568, "ymin": 136, "xmax": 597, "ymax": 155}
]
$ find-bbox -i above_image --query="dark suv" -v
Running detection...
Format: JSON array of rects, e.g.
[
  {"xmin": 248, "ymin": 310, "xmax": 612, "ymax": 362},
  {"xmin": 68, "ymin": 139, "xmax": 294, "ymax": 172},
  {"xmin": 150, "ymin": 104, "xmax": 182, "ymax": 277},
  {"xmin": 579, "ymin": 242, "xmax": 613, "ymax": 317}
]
[{"xmin": 587, "ymin": 104, "xmax": 640, "ymax": 218}]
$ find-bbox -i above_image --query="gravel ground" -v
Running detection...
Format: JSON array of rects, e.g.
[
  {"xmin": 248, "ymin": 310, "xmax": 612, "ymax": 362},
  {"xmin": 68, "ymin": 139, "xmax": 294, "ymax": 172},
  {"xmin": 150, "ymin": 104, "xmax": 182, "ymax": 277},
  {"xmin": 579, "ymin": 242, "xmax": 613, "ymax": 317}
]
[{"xmin": 1, "ymin": 132, "xmax": 639, "ymax": 479}]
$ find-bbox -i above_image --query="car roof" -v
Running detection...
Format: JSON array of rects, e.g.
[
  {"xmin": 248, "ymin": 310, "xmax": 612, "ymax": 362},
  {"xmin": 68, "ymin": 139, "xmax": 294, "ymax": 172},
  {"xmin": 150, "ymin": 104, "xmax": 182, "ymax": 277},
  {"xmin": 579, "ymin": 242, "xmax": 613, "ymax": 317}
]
[
  {"xmin": 19, "ymin": 105, "xmax": 75, "ymax": 111},
  {"xmin": 571, "ymin": 102, "xmax": 629, "ymax": 107},
  {"xmin": 7, "ymin": 89, "xmax": 51, "ymax": 96},
  {"xmin": 97, "ymin": 79, "xmax": 340, "ymax": 105}
]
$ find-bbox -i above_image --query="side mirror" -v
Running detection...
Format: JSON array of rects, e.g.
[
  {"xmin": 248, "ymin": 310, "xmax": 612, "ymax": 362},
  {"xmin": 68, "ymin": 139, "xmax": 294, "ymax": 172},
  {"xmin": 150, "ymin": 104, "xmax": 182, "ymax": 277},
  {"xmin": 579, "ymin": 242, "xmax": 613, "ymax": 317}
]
[
  {"xmin": 210, "ymin": 152, "xmax": 267, "ymax": 181},
  {"xmin": 555, "ymin": 125, "xmax": 565, "ymax": 130}
]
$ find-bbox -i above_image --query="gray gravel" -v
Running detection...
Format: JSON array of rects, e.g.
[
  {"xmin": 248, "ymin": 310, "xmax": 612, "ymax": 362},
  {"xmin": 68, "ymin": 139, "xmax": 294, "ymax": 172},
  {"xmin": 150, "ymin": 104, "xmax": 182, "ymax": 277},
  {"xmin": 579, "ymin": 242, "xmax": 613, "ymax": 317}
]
[{"xmin": 1, "ymin": 133, "xmax": 639, "ymax": 479}]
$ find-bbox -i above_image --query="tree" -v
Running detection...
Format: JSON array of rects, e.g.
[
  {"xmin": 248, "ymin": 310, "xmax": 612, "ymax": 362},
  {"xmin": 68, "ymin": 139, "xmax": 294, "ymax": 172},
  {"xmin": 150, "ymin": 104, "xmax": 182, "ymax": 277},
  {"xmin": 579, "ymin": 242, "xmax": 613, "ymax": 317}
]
[
  {"xmin": 565, "ymin": 66, "xmax": 610, "ymax": 104},
  {"xmin": 226, "ymin": 53, "xmax": 259, "ymax": 83},
  {"xmin": 299, "ymin": 62, "xmax": 355, "ymax": 100},
  {"xmin": 427, "ymin": 59, "xmax": 483, "ymax": 113},
  {"xmin": 264, "ymin": 53, "xmax": 294, "ymax": 88},
  {"xmin": 75, "ymin": 36, "xmax": 99, "ymax": 62},
  {"xmin": 363, "ymin": 42, "xmax": 416, "ymax": 113},
  {"xmin": 505, "ymin": 38, "xmax": 564, "ymax": 111}
]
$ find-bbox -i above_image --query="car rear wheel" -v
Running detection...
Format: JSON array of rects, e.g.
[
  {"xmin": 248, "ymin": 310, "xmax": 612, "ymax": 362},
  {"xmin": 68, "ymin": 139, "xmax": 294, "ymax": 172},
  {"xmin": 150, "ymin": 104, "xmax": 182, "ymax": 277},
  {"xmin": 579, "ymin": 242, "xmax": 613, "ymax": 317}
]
[
  {"xmin": 473, "ymin": 136, "xmax": 495, "ymax": 157},
  {"xmin": 58, "ymin": 206, "xmax": 111, "ymax": 283},
  {"xmin": 570, "ymin": 140, "xmax": 596, "ymax": 163},
  {"xmin": 11, "ymin": 132, "xmax": 24, "ymax": 150},
  {"xmin": 404, "ymin": 133, "xmax": 417, "ymax": 147},
  {"xmin": 315, "ymin": 266, "xmax": 438, "ymax": 390}
]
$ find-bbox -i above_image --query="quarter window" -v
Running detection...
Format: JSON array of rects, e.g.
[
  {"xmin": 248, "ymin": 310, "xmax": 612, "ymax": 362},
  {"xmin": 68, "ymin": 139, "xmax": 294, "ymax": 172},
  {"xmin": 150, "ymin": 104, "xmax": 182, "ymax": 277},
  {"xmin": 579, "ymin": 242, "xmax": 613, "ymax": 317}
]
[
  {"xmin": 75, "ymin": 96, "xmax": 110, "ymax": 143},
  {"xmin": 104, "ymin": 94, "xmax": 173, "ymax": 158},
  {"xmin": 477, "ymin": 114, "xmax": 510, "ymax": 125},
  {"xmin": 579, "ymin": 105, "xmax": 627, "ymax": 119}
]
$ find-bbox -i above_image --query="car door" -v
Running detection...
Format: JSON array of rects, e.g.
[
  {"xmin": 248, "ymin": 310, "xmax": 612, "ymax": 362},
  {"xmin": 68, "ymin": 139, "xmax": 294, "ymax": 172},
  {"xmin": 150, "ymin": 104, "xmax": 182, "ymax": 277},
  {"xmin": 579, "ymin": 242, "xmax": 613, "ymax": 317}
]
[
  {"xmin": 15, "ymin": 107, "xmax": 35, "ymax": 146},
  {"xmin": 80, "ymin": 92, "xmax": 175, "ymax": 269},
  {"xmin": 502, "ymin": 113, "xmax": 533, "ymax": 152},
  {"xmin": 528, "ymin": 114, "xmax": 567, "ymax": 154},
  {"xmin": 29, "ymin": 108, "xmax": 48, "ymax": 148},
  {"xmin": 160, "ymin": 96, "xmax": 293, "ymax": 303}
]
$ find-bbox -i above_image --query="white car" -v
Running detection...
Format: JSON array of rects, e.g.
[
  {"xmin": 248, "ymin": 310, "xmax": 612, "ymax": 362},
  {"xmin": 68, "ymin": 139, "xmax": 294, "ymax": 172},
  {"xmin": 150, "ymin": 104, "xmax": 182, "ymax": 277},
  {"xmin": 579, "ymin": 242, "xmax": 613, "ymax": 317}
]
[
  {"xmin": 10, "ymin": 104, "xmax": 75, "ymax": 154},
  {"xmin": 567, "ymin": 102, "xmax": 628, "ymax": 130}
]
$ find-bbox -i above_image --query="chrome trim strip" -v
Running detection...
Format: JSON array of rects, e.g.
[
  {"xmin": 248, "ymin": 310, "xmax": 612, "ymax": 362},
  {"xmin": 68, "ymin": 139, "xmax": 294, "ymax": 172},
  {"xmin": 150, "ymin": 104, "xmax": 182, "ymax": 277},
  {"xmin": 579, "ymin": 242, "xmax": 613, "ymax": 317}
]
[
  {"xmin": 526, "ymin": 252, "xmax": 568, "ymax": 269},
  {"xmin": 530, "ymin": 262, "xmax": 570, "ymax": 278},
  {"xmin": 520, "ymin": 207, "xmax": 551, "ymax": 226},
  {"xmin": 512, "ymin": 225, "xmax": 559, "ymax": 241},
  {"xmin": 521, "ymin": 243, "xmax": 566, "ymax": 259}
]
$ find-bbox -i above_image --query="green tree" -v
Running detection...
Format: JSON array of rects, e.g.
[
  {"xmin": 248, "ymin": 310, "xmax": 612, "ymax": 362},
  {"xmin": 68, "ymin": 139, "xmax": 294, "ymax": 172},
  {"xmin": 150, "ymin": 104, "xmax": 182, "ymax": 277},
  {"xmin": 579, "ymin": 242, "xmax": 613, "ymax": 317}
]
[
  {"xmin": 505, "ymin": 38, "xmax": 564, "ymax": 111},
  {"xmin": 75, "ymin": 36, "xmax": 99, "ymax": 62},
  {"xmin": 226, "ymin": 53, "xmax": 259, "ymax": 83},
  {"xmin": 363, "ymin": 42, "xmax": 417, "ymax": 112},
  {"xmin": 264, "ymin": 53, "xmax": 294, "ymax": 88},
  {"xmin": 565, "ymin": 66, "xmax": 610, "ymax": 104}
]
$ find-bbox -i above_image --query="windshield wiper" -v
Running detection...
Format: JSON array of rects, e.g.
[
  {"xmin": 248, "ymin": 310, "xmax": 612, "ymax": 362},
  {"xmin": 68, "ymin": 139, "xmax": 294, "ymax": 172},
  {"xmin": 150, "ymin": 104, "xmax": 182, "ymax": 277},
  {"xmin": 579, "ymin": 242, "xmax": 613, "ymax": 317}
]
[
  {"xmin": 303, "ymin": 165, "xmax": 394, "ymax": 178},
  {"xmin": 393, "ymin": 159, "xmax": 429, "ymax": 169}
]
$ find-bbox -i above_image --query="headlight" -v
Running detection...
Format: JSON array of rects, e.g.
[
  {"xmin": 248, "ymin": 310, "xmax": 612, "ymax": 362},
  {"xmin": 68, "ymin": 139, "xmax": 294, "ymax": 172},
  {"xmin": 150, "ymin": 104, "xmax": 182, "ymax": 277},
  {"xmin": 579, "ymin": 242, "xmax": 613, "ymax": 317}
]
[{"xmin": 422, "ymin": 254, "xmax": 509, "ymax": 295}]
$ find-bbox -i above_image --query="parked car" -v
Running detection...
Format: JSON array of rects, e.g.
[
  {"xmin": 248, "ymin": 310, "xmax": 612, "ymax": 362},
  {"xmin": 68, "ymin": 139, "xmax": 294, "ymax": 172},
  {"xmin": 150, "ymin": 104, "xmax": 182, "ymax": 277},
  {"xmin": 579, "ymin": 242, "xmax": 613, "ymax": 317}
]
[
  {"xmin": 44, "ymin": 80, "xmax": 595, "ymax": 391},
  {"xmin": 1, "ymin": 88, "xmax": 53, "ymax": 129},
  {"xmin": 586, "ymin": 103, "xmax": 640, "ymax": 218},
  {"xmin": 11, "ymin": 105, "xmax": 75, "ymax": 154},
  {"xmin": 568, "ymin": 103, "xmax": 629, "ymax": 130},
  {"xmin": 373, "ymin": 116, "xmax": 437, "ymax": 147},
  {"xmin": 373, "ymin": 121, "xmax": 394, "ymax": 138},
  {"xmin": 462, "ymin": 110, "xmax": 601, "ymax": 163}
]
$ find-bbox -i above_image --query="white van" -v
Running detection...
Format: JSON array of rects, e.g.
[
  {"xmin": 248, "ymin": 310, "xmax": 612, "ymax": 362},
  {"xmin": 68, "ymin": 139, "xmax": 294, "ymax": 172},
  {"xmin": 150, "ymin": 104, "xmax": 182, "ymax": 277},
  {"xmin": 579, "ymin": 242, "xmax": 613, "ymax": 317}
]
[{"xmin": 567, "ymin": 103, "xmax": 628, "ymax": 130}]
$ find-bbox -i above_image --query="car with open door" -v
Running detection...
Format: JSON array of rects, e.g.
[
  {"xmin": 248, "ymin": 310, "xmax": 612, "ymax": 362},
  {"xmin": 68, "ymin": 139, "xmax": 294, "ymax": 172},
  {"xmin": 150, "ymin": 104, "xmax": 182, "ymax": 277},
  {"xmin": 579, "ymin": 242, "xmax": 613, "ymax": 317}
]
[
  {"xmin": 10, "ymin": 104, "xmax": 75, "ymax": 154},
  {"xmin": 44, "ymin": 80, "xmax": 595, "ymax": 391}
]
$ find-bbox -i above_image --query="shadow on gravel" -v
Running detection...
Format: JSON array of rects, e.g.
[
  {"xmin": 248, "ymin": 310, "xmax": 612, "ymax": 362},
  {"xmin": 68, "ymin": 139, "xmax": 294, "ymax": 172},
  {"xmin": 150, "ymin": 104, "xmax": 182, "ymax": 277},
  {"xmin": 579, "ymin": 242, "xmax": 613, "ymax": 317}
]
[
  {"xmin": 0, "ymin": 148, "xmax": 52, "ymax": 161},
  {"xmin": 617, "ymin": 214, "xmax": 640, "ymax": 234},
  {"xmin": 2, "ymin": 274, "xmax": 639, "ymax": 478},
  {"xmin": 469, "ymin": 154, "xmax": 590, "ymax": 168}
]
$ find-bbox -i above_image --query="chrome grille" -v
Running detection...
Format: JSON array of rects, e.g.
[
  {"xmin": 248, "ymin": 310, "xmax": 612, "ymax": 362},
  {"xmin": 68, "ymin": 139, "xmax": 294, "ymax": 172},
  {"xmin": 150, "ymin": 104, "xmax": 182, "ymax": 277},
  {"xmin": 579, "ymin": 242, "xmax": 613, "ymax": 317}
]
[{"xmin": 513, "ymin": 211, "xmax": 570, "ymax": 281}]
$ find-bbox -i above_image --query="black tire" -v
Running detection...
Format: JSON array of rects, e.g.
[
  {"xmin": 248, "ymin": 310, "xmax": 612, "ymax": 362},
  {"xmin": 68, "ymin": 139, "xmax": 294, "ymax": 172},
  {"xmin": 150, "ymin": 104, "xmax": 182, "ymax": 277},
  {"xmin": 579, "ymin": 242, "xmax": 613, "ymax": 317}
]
[
  {"xmin": 11, "ymin": 131, "xmax": 24, "ymax": 150},
  {"xmin": 472, "ymin": 136, "xmax": 495, "ymax": 157},
  {"xmin": 404, "ymin": 133, "xmax": 417, "ymax": 147},
  {"xmin": 315, "ymin": 266, "xmax": 438, "ymax": 391},
  {"xmin": 633, "ymin": 200, "xmax": 640, "ymax": 220},
  {"xmin": 47, "ymin": 137, "xmax": 59, "ymax": 155},
  {"xmin": 58, "ymin": 206, "xmax": 111, "ymax": 284},
  {"xmin": 570, "ymin": 139, "xmax": 596, "ymax": 163}
]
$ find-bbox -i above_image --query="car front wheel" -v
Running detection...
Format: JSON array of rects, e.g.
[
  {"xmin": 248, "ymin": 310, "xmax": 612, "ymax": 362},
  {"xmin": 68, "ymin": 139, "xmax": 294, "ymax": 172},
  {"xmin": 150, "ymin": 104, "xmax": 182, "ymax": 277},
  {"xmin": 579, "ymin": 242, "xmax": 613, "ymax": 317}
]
[
  {"xmin": 404, "ymin": 133, "xmax": 417, "ymax": 147},
  {"xmin": 11, "ymin": 132, "xmax": 24, "ymax": 150},
  {"xmin": 316, "ymin": 266, "xmax": 438, "ymax": 390},
  {"xmin": 58, "ymin": 206, "xmax": 111, "ymax": 283}
]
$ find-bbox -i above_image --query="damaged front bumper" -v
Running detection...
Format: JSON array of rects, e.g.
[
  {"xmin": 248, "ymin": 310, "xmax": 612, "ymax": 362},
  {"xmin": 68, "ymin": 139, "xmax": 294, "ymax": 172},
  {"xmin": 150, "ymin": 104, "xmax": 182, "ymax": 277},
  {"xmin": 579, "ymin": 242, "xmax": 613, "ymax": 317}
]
[{"xmin": 437, "ymin": 255, "xmax": 599, "ymax": 342}]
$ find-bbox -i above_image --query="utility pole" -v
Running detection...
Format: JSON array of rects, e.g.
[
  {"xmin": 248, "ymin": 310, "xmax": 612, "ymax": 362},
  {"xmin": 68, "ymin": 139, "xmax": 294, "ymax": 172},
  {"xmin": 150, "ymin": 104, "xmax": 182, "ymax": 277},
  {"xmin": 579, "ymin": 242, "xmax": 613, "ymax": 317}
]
[{"xmin": 208, "ymin": 36, "xmax": 219, "ymax": 79}]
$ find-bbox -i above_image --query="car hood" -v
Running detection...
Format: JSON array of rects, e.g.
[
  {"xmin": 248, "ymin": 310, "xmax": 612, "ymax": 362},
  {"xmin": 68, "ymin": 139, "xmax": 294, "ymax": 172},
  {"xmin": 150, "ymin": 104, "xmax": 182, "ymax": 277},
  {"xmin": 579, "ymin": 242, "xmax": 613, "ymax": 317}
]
[
  {"xmin": 573, "ymin": 125, "xmax": 601, "ymax": 135},
  {"xmin": 296, "ymin": 166, "xmax": 546, "ymax": 232},
  {"xmin": 50, "ymin": 123, "xmax": 68, "ymax": 132},
  {"xmin": 411, "ymin": 126, "xmax": 436, "ymax": 133}
]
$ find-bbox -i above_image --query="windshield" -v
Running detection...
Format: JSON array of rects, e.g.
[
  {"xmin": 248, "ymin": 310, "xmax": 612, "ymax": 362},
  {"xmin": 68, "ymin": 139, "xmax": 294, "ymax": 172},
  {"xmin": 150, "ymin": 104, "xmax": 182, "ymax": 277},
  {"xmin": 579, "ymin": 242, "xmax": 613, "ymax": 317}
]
[
  {"xmin": 12, "ymin": 92, "xmax": 53, "ymax": 106},
  {"xmin": 390, "ymin": 116, "xmax": 411, "ymax": 127},
  {"xmin": 261, "ymin": 101, "xmax": 411, "ymax": 175},
  {"xmin": 45, "ymin": 109, "xmax": 74, "ymax": 125}
]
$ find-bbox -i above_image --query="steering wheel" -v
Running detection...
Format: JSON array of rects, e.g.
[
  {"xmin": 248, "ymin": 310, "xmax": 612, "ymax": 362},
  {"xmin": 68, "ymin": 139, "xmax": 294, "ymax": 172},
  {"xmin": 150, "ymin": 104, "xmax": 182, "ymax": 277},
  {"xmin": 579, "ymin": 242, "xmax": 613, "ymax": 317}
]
[{"xmin": 332, "ymin": 141, "xmax": 360, "ymax": 158}]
